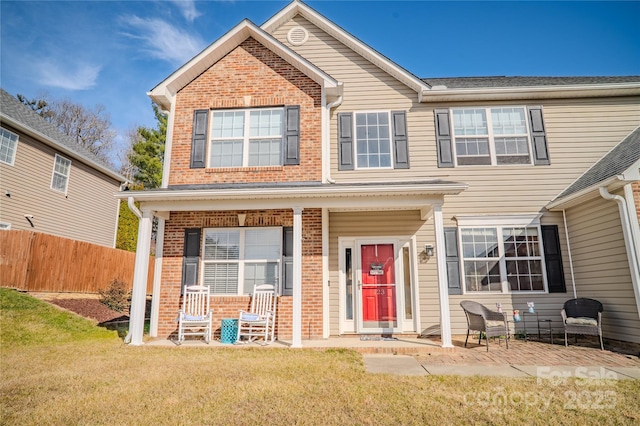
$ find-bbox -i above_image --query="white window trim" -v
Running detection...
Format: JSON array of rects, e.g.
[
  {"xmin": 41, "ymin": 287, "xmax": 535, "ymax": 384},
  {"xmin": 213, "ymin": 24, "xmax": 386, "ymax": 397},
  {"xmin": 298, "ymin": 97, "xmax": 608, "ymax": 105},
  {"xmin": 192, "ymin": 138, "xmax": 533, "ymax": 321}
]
[
  {"xmin": 50, "ymin": 154, "xmax": 71, "ymax": 194},
  {"xmin": 0, "ymin": 126, "xmax": 19, "ymax": 166},
  {"xmin": 455, "ymin": 214, "xmax": 548, "ymax": 294},
  {"xmin": 201, "ymin": 226, "xmax": 282, "ymax": 296},
  {"xmin": 208, "ymin": 108, "xmax": 283, "ymax": 168},
  {"xmin": 353, "ymin": 110, "xmax": 394, "ymax": 170},
  {"xmin": 450, "ymin": 106, "xmax": 534, "ymax": 167}
]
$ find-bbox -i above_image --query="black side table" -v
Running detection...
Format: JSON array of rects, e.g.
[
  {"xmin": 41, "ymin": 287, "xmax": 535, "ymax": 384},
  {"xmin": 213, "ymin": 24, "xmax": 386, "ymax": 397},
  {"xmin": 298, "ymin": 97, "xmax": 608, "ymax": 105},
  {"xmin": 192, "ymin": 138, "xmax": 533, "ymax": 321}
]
[{"xmin": 522, "ymin": 311, "xmax": 553, "ymax": 343}]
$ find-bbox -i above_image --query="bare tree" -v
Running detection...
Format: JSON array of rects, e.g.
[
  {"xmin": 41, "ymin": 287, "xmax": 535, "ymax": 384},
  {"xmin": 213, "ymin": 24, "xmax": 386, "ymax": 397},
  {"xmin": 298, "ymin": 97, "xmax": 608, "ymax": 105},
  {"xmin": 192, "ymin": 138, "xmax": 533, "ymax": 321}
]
[{"xmin": 50, "ymin": 99, "xmax": 117, "ymax": 164}]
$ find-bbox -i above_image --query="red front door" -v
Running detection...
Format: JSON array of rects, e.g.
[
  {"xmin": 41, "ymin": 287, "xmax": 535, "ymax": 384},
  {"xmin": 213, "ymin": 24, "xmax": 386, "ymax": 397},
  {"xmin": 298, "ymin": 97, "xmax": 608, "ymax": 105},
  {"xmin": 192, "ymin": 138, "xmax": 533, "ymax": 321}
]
[{"xmin": 360, "ymin": 243, "xmax": 397, "ymax": 330}]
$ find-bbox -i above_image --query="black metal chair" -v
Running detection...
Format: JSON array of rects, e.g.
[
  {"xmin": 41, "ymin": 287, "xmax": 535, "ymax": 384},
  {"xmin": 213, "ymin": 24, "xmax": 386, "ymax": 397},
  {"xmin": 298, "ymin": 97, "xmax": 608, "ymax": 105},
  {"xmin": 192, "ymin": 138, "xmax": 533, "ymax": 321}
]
[
  {"xmin": 460, "ymin": 300, "xmax": 509, "ymax": 351},
  {"xmin": 561, "ymin": 298, "xmax": 604, "ymax": 350}
]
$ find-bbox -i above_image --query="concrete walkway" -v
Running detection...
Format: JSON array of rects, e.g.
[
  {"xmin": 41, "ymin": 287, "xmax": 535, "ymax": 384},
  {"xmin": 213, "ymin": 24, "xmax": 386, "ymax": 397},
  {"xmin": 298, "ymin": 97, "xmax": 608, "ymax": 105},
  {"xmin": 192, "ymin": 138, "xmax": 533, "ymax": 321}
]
[{"xmin": 363, "ymin": 354, "xmax": 640, "ymax": 379}]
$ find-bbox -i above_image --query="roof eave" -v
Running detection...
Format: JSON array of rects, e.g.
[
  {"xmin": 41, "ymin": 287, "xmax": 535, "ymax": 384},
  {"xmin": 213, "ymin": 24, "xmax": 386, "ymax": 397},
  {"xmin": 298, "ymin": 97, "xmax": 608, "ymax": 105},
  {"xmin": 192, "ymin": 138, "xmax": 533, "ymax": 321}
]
[
  {"xmin": 546, "ymin": 176, "xmax": 625, "ymax": 210},
  {"xmin": 419, "ymin": 83, "xmax": 640, "ymax": 102},
  {"xmin": 116, "ymin": 182, "xmax": 468, "ymax": 203},
  {"xmin": 0, "ymin": 113, "xmax": 127, "ymax": 183}
]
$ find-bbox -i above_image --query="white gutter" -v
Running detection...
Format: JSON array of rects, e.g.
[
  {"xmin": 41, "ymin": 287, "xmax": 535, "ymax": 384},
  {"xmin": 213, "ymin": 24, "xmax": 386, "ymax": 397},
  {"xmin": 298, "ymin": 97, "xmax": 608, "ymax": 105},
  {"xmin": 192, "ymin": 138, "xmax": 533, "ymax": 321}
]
[
  {"xmin": 419, "ymin": 82, "xmax": 640, "ymax": 103},
  {"xmin": 599, "ymin": 186, "xmax": 640, "ymax": 321},
  {"xmin": 160, "ymin": 99, "xmax": 176, "ymax": 188},
  {"xmin": 562, "ymin": 209, "xmax": 578, "ymax": 299}
]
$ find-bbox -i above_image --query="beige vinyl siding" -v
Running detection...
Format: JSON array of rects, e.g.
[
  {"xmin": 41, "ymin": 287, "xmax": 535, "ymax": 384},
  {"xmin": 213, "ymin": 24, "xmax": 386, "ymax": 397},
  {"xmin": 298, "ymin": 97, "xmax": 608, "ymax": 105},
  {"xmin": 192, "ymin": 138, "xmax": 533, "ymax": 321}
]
[
  {"xmin": 563, "ymin": 193, "xmax": 640, "ymax": 343},
  {"xmin": 0, "ymin": 126, "xmax": 121, "ymax": 247}
]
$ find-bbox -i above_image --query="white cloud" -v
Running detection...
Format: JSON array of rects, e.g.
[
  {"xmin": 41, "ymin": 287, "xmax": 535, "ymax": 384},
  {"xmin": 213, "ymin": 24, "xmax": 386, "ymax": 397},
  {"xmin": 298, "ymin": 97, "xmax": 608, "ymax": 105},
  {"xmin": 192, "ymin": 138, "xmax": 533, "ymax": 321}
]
[
  {"xmin": 120, "ymin": 15, "xmax": 205, "ymax": 65},
  {"xmin": 170, "ymin": 0, "xmax": 201, "ymax": 22},
  {"xmin": 36, "ymin": 59, "xmax": 101, "ymax": 90}
]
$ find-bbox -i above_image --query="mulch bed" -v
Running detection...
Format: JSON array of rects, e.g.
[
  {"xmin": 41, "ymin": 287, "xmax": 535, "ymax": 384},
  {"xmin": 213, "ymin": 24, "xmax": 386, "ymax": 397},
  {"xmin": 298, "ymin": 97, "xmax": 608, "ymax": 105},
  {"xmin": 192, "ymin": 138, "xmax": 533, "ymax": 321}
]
[{"xmin": 49, "ymin": 299, "xmax": 133, "ymax": 324}]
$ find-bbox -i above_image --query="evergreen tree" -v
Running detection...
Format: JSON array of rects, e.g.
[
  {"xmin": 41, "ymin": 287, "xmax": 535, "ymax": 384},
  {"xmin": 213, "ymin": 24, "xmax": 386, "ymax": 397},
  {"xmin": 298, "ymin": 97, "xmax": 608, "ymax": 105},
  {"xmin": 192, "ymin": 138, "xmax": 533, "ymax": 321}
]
[{"xmin": 129, "ymin": 104, "xmax": 166, "ymax": 189}]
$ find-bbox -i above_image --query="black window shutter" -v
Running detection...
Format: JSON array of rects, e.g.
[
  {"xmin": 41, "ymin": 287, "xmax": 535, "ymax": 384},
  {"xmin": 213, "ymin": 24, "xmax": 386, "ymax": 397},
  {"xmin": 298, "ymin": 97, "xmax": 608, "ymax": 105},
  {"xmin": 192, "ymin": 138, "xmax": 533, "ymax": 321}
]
[
  {"xmin": 434, "ymin": 109, "xmax": 454, "ymax": 168},
  {"xmin": 542, "ymin": 225, "xmax": 566, "ymax": 293},
  {"xmin": 528, "ymin": 106, "xmax": 550, "ymax": 166},
  {"xmin": 282, "ymin": 227, "xmax": 293, "ymax": 296},
  {"xmin": 443, "ymin": 227, "xmax": 462, "ymax": 294},
  {"xmin": 191, "ymin": 110, "xmax": 209, "ymax": 168},
  {"xmin": 182, "ymin": 228, "xmax": 201, "ymax": 290},
  {"xmin": 283, "ymin": 105, "xmax": 300, "ymax": 165},
  {"xmin": 391, "ymin": 111, "xmax": 410, "ymax": 169},
  {"xmin": 338, "ymin": 113, "xmax": 354, "ymax": 170}
]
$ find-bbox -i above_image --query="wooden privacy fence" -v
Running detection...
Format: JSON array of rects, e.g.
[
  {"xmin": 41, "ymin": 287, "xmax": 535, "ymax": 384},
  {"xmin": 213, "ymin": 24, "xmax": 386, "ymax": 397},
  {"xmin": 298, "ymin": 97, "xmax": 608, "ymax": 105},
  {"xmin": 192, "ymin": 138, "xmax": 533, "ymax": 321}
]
[{"xmin": 0, "ymin": 230, "xmax": 154, "ymax": 294}]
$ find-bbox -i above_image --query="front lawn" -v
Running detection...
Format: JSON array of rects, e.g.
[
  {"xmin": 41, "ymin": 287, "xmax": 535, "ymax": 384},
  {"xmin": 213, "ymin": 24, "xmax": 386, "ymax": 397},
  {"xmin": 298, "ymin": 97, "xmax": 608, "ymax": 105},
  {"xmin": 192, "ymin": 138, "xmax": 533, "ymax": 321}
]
[{"xmin": 1, "ymin": 288, "xmax": 638, "ymax": 425}]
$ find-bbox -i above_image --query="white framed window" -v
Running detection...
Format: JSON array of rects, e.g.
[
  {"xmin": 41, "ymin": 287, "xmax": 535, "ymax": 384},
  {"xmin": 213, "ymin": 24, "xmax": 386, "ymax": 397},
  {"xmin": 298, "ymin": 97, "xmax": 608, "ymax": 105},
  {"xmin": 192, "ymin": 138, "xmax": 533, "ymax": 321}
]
[
  {"xmin": 209, "ymin": 108, "xmax": 283, "ymax": 168},
  {"xmin": 451, "ymin": 107, "xmax": 532, "ymax": 166},
  {"xmin": 51, "ymin": 154, "xmax": 71, "ymax": 193},
  {"xmin": 460, "ymin": 225, "xmax": 545, "ymax": 293},
  {"xmin": 354, "ymin": 111, "xmax": 392, "ymax": 169},
  {"xmin": 202, "ymin": 227, "xmax": 281, "ymax": 295},
  {"xmin": 0, "ymin": 127, "xmax": 18, "ymax": 166}
]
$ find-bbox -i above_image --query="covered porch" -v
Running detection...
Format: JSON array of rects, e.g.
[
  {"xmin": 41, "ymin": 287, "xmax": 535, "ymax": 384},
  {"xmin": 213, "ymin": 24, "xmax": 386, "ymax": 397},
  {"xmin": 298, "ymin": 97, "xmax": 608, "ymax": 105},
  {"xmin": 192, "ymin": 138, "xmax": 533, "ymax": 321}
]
[{"xmin": 118, "ymin": 180, "xmax": 467, "ymax": 348}]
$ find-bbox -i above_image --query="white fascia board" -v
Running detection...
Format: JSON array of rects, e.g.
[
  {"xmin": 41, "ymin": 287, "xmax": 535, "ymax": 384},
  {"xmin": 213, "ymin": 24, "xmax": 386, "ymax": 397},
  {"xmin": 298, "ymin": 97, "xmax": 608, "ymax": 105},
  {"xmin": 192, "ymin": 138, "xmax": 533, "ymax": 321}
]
[
  {"xmin": 262, "ymin": 1, "xmax": 429, "ymax": 97},
  {"xmin": 115, "ymin": 182, "xmax": 467, "ymax": 202},
  {"xmin": 546, "ymin": 176, "xmax": 622, "ymax": 210},
  {"xmin": 148, "ymin": 19, "xmax": 339, "ymax": 109},
  {"xmin": 0, "ymin": 113, "xmax": 127, "ymax": 183},
  {"xmin": 419, "ymin": 83, "xmax": 640, "ymax": 103}
]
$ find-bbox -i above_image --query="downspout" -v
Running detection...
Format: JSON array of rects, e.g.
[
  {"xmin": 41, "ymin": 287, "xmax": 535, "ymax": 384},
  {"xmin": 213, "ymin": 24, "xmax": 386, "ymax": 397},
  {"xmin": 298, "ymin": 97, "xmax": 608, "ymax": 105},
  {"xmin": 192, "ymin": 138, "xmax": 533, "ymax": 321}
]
[
  {"xmin": 324, "ymin": 88, "xmax": 343, "ymax": 184},
  {"xmin": 599, "ymin": 186, "xmax": 640, "ymax": 321},
  {"xmin": 562, "ymin": 209, "xmax": 578, "ymax": 299},
  {"xmin": 124, "ymin": 196, "xmax": 142, "ymax": 344}
]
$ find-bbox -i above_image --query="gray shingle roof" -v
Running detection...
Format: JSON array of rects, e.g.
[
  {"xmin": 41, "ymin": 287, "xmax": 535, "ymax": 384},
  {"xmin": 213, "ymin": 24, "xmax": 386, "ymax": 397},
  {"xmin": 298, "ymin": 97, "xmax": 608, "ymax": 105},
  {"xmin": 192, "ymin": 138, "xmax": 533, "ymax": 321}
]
[
  {"xmin": 553, "ymin": 127, "xmax": 640, "ymax": 201},
  {"xmin": 422, "ymin": 76, "xmax": 640, "ymax": 89},
  {"xmin": 0, "ymin": 88, "xmax": 123, "ymax": 179}
]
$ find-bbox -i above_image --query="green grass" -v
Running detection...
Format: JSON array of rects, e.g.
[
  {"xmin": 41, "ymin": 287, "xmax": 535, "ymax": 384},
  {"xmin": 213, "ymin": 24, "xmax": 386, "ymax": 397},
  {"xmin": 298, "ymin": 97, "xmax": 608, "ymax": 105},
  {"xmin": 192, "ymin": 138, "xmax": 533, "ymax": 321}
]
[{"xmin": 1, "ymin": 288, "xmax": 639, "ymax": 425}]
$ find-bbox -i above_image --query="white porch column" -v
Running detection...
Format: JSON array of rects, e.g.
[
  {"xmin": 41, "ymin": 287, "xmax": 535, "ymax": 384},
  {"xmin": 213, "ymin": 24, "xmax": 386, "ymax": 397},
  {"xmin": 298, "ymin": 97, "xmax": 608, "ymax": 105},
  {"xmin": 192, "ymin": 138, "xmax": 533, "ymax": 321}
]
[
  {"xmin": 149, "ymin": 217, "xmax": 165, "ymax": 337},
  {"xmin": 433, "ymin": 203, "xmax": 453, "ymax": 348},
  {"xmin": 292, "ymin": 207, "xmax": 304, "ymax": 348},
  {"xmin": 126, "ymin": 208, "xmax": 153, "ymax": 346}
]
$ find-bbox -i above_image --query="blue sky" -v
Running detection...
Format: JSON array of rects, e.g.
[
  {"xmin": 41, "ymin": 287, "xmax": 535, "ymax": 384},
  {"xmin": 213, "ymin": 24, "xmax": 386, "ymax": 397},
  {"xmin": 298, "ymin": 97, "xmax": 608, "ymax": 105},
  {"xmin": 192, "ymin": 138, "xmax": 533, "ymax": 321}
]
[{"xmin": 2, "ymin": 0, "xmax": 639, "ymax": 162}]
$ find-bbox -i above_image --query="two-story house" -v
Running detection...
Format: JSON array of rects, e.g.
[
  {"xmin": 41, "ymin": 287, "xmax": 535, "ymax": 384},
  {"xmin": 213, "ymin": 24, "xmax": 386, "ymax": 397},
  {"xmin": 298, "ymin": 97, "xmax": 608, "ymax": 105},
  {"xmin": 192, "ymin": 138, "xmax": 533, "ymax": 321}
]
[
  {"xmin": 0, "ymin": 89, "xmax": 126, "ymax": 247},
  {"xmin": 121, "ymin": 1, "xmax": 640, "ymax": 348}
]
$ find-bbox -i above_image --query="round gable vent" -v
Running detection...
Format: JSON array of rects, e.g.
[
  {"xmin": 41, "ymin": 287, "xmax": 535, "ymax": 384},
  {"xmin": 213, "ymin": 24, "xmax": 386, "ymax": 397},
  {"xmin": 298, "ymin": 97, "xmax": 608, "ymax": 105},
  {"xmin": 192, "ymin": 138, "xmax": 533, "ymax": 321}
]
[{"xmin": 287, "ymin": 26, "xmax": 309, "ymax": 46}]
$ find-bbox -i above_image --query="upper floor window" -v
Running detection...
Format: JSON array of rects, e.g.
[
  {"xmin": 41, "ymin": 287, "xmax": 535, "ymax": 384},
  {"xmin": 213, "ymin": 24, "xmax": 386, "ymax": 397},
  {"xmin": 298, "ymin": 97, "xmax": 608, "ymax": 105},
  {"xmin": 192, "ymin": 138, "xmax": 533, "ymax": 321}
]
[
  {"xmin": 453, "ymin": 107, "xmax": 531, "ymax": 166},
  {"xmin": 355, "ymin": 112, "xmax": 392, "ymax": 169},
  {"xmin": 210, "ymin": 109, "xmax": 283, "ymax": 167},
  {"xmin": 51, "ymin": 154, "xmax": 71, "ymax": 193},
  {"xmin": 189, "ymin": 106, "xmax": 300, "ymax": 169},
  {"xmin": 0, "ymin": 127, "xmax": 18, "ymax": 166},
  {"xmin": 338, "ymin": 110, "xmax": 409, "ymax": 170},
  {"xmin": 434, "ymin": 106, "xmax": 550, "ymax": 168},
  {"xmin": 202, "ymin": 227, "xmax": 281, "ymax": 295}
]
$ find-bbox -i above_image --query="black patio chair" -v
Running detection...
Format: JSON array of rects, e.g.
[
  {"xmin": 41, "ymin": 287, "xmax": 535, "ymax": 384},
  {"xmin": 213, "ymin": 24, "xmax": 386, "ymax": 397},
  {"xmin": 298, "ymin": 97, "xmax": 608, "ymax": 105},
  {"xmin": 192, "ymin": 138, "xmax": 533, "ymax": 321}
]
[{"xmin": 561, "ymin": 298, "xmax": 604, "ymax": 350}]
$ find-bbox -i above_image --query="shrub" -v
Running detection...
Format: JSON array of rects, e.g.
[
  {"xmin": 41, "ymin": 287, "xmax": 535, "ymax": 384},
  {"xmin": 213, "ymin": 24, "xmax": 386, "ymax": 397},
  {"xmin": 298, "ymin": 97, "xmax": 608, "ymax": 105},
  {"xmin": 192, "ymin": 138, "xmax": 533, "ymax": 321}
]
[{"xmin": 99, "ymin": 278, "xmax": 131, "ymax": 313}]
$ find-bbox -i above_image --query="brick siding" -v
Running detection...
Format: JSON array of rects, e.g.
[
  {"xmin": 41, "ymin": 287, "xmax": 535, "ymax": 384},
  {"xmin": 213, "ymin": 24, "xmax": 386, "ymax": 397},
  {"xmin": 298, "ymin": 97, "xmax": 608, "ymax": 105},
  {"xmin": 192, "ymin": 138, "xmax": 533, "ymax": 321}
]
[
  {"xmin": 168, "ymin": 37, "xmax": 322, "ymax": 185},
  {"xmin": 158, "ymin": 209, "xmax": 323, "ymax": 340}
]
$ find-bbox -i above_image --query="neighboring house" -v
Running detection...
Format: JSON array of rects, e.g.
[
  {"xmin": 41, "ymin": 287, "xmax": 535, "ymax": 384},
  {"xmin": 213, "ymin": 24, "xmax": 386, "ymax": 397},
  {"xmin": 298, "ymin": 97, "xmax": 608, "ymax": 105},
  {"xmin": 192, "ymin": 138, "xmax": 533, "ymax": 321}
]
[
  {"xmin": 121, "ymin": 1, "xmax": 640, "ymax": 347},
  {"xmin": 0, "ymin": 89, "xmax": 126, "ymax": 247}
]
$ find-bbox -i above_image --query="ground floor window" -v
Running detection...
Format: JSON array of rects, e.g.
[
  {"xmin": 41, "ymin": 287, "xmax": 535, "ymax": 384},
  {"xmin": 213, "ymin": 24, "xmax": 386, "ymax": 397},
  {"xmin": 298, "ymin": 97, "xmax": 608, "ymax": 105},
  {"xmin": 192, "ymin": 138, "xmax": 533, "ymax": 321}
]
[
  {"xmin": 460, "ymin": 225, "xmax": 545, "ymax": 293},
  {"xmin": 202, "ymin": 227, "xmax": 281, "ymax": 295}
]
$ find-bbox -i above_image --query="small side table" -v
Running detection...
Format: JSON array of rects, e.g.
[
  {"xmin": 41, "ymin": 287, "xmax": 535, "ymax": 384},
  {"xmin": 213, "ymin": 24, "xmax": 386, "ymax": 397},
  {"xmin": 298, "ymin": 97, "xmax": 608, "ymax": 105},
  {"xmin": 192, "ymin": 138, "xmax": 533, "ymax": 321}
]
[{"xmin": 522, "ymin": 312, "xmax": 553, "ymax": 343}]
